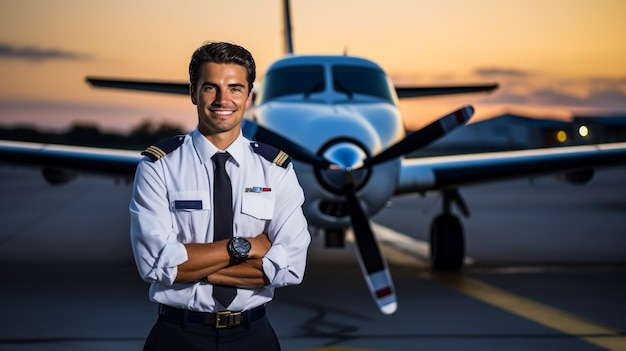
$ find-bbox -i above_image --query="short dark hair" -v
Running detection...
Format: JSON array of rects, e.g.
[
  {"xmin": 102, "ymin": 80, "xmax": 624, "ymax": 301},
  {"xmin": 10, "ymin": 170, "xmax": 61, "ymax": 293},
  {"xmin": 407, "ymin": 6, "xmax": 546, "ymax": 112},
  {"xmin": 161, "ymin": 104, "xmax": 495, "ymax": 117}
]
[{"xmin": 189, "ymin": 42, "xmax": 256, "ymax": 92}]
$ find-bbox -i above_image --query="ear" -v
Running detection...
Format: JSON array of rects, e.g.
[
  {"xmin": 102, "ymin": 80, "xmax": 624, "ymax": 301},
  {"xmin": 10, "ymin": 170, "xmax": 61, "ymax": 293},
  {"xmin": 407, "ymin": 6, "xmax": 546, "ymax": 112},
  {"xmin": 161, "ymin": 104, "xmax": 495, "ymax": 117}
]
[
  {"xmin": 245, "ymin": 89, "xmax": 253, "ymax": 108},
  {"xmin": 190, "ymin": 84, "xmax": 197, "ymax": 105}
]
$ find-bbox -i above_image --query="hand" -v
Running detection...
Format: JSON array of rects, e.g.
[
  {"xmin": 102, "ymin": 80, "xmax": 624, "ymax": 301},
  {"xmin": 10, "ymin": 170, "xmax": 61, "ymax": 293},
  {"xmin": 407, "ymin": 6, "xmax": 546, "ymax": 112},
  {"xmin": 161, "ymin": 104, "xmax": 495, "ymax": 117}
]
[{"xmin": 248, "ymin": 233, "xmax": 271, "ymax": 259}]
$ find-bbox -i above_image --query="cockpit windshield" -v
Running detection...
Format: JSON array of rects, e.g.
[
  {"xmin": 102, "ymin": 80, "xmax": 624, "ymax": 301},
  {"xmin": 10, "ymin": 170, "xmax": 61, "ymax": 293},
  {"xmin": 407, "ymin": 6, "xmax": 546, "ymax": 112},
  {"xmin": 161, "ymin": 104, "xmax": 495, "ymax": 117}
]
[
  {"xmin": 258, "ymin": 63, "xmax": 396, "ymax": 104},
  {"xmin": 258, "ymin": 65, "xmax": 324, "ymax": 103},
  {"xmin": 332, "ymin": 66, "xmax": 395, "ymax": 103}
]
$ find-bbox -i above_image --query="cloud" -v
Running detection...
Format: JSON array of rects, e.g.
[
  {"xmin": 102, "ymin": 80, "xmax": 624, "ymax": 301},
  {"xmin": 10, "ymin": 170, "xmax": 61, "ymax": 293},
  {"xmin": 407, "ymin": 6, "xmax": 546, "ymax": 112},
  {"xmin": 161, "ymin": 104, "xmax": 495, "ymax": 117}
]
[
  {"xmin": 529, "ymin": 89, "xmax": 586, "ymax": 106},
  {"xmin": 483, "ymin": 91, "xmax": 532, "ymax": 105},
  {"xmin": 474, "ymin": 67, "xmax": 531, "ymax": 78},
  {"xmin": 586, "ymin": 88, "xmax": 626, "ymax": 107},
  {"xmin": 482, "ymin": 86, "xmax": 626, "ymax": 111},
  {"xmin": 588, "ymin": 76, "xmax": 626, "ymax": 85},
  {"xmin": 0, "ymin": 43, "xmax": 91, "ymax": 61},
  {"xmin": 472, "ymin": 68, "xmax": 626, "ymax": 111}
]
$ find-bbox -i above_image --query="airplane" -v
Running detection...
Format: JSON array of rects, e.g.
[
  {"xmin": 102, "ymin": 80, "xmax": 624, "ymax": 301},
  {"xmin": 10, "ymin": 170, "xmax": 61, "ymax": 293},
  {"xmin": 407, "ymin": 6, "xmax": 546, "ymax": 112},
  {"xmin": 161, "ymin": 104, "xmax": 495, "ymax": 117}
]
[{"xmin": 2, "ymin": 0, "xmax": 626, "ymax": 315}]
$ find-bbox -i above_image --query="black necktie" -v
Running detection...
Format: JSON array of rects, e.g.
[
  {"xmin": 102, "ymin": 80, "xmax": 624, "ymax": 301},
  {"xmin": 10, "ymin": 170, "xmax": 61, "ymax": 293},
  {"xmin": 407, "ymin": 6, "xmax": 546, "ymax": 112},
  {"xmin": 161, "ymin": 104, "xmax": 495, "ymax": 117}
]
[{"xmin": 211, "ymin": 152, "xmax": 237, "ymax": 308}]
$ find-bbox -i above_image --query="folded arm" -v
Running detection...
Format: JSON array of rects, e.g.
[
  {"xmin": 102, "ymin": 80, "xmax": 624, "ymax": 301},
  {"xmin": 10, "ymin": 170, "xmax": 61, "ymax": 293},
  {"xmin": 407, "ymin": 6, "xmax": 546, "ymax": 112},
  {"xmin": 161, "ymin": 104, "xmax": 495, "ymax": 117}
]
[
  {"xmin": 175, "ymin": 233, "xmax": 271, "ymax": 285},
  {"xmin": 206, "ymin": 258, "xmax": 269, "ymax": 287}
]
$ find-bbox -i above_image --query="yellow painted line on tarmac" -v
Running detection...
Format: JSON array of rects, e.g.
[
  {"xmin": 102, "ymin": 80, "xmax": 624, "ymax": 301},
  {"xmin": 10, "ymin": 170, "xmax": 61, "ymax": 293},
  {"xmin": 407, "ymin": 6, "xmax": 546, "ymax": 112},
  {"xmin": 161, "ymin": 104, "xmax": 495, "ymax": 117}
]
[
  {"xmin": 421, "ymin": 271, "xmax": 626, "ymax": 351},
  {"xmin": 298, "ymin": 347, "xmax": 382, "ymax": 351}
]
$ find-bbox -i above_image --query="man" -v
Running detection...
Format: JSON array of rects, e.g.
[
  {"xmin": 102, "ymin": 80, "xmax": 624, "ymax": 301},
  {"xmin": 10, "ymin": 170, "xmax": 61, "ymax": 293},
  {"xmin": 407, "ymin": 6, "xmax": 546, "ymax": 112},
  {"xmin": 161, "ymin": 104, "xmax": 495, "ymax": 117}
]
[{"xmin": 130, "ymin": 42, "xmax": 311, "ymax": 351}]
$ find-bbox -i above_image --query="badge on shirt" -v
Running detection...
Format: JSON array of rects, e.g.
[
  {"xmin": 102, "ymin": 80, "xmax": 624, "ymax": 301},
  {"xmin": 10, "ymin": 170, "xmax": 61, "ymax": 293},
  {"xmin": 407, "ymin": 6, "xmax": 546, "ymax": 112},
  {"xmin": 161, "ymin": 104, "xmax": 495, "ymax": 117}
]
[
  {"xmin": 174, "ymin": 200, "xmax": 203, "ymax": 209},
  {"xmin": 245, "ymin": 186, "xmax": 272, "ymax": 193}
]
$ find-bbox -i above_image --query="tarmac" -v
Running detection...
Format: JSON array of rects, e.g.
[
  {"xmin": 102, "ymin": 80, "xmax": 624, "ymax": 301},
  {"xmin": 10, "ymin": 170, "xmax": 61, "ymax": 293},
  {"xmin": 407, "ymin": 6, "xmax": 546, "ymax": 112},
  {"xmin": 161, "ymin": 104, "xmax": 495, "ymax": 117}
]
[{"xmin": 1, "ymin": 165, "xmax": 625, "ymax": 350}]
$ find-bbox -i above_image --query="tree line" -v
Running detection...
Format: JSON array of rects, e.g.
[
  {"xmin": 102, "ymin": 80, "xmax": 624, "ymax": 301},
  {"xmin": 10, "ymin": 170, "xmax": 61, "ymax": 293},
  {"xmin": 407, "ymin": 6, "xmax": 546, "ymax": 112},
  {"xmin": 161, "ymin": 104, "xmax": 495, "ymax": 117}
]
[{"xmin": 0, "ymin": 120, "xmax": 185, "ymax": 150}]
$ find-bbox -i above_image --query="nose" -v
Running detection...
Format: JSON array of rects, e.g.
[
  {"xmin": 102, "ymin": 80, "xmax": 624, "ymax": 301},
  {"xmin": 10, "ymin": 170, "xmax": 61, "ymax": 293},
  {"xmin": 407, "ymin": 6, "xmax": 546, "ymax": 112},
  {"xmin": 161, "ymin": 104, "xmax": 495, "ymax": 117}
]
[{"xmin": 212, "ymin": 90, "xmax": 228, "ymax": 105}]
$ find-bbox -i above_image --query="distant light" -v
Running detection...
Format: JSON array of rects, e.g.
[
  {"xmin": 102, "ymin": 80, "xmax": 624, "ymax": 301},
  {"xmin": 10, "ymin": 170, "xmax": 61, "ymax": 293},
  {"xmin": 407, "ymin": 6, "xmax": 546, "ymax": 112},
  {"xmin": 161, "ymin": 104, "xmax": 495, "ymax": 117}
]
[
  {"xmin": 578, "ymin": 125, "xmax": 589, "ymax": 138},
  {"xmin": 556, "ymin": 130, "xmax": 567, "ymax": 143}
]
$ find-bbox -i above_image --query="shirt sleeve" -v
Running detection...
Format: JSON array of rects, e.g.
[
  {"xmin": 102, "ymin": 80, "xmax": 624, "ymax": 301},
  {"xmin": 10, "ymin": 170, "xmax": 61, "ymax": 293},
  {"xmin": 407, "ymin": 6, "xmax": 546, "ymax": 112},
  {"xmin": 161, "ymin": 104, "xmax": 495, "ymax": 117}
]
[
  {"xmin": 262, "ymin": 163, "xmax": 311, "ymax": 288},
  {"xmin": 129, "ymin": 159, "xmax": 188, "ymax": 286}
]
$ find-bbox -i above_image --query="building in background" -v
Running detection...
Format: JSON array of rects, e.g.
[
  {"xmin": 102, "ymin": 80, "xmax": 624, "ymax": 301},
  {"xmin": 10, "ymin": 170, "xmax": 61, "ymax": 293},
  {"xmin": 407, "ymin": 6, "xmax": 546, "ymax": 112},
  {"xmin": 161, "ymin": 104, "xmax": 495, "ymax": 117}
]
[{"xmin": 413, "ymin": 114, "xmax": 626, "ymax": 157}]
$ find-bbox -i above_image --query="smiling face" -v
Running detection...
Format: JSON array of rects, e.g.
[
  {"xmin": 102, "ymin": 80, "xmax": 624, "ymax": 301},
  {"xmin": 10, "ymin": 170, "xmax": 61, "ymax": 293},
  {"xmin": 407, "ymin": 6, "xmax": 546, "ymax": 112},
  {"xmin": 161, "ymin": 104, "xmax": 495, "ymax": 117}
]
[{"xmin": 191, "ymin": 62, "xmax": 253, "ymax": 149}]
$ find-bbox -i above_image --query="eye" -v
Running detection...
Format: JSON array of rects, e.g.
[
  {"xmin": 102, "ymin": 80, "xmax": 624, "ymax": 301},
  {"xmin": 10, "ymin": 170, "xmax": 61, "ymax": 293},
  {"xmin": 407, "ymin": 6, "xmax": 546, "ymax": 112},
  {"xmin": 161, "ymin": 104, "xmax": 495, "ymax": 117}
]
[{"xmin": 202, "ymin": 85, "xmax": 216, "ymax": 92}]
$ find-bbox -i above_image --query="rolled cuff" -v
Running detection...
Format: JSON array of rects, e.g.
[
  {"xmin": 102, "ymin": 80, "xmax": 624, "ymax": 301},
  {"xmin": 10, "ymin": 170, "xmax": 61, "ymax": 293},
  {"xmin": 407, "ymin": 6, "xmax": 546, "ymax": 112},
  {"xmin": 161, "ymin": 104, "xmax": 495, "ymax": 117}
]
[
  {"xmin": 262, "ymin": 243, "xmax": 287, "ymax": 285},
  {"xmin": 144, "ymin": 241, "xmax": 188, "ymax": 286}
]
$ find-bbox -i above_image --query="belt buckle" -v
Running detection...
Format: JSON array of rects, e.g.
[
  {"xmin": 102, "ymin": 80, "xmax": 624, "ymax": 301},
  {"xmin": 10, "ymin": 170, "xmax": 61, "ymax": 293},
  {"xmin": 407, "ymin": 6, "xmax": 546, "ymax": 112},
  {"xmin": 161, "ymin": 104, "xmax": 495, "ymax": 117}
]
[{"xmin": 215, "ymin": 311, "xmax": 242, "ymax": 328}]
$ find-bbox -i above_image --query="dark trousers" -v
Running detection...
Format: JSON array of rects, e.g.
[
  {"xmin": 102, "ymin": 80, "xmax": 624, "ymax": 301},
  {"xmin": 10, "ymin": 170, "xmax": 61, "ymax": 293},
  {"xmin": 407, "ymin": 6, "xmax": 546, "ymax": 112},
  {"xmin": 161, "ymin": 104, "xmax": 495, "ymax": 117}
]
[{"xmin": 143, "ymin": 313, "xmax": 281, "ymax": 351}]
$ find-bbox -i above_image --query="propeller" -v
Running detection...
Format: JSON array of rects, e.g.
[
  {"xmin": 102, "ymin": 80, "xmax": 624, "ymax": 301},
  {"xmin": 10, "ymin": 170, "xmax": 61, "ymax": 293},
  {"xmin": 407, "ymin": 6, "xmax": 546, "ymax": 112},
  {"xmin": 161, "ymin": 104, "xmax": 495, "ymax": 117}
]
[
  {"xmin": 245, "ymin": 106, "xmax": 474, "ymax": 314},
  {"xmin": 344, "ymin": 172, "xmax": 397, "ymax": 314},
  {"xmin": 242, "ymin": 120, "xmax": 331, "ymax": 168},
  {"xmin": 363, "ymin": 105, "xmax": 474, "ymax": 167}
]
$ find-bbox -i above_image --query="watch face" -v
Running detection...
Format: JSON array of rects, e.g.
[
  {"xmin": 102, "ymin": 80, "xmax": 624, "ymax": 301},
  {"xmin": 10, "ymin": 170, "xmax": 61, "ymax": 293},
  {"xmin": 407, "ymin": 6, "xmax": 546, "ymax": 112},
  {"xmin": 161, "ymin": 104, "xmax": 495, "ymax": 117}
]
[{"xmin": 232, "ymin": 237, "xmax": 251, "ymax": 257}]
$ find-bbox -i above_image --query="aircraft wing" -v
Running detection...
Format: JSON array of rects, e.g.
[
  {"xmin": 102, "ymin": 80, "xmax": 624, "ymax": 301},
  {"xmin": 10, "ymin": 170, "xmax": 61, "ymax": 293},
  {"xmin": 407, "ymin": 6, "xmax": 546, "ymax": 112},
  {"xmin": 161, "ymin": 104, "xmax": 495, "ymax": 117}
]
[
  {"xmin": 85, "ymin": 77, "xmax": 498, "ymax": 99},
  {"xmin": 0, "ymin": 140, "xmax": 140, "ymax": 182},
  {"xmin": 395, "ymin": 83, "xmax": 498, "ymax": 98},
  {"xmin": 3, "ymin": 139, "xmax": 626, "ymax": 191},
  {"xmin": 396, "ymin": 142, "xmax": 626, "ymax": 195},
  {"xmin": 86, "ymin": 77, "xmax": 189, "ymax": 95}
]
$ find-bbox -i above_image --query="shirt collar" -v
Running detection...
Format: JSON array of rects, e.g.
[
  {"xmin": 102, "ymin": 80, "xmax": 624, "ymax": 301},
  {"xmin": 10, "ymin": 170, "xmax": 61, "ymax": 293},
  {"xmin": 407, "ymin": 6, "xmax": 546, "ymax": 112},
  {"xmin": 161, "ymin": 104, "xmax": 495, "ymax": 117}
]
[{"xmin": 191, "ymin": 128, "xmax": 247, "ymax": 167}]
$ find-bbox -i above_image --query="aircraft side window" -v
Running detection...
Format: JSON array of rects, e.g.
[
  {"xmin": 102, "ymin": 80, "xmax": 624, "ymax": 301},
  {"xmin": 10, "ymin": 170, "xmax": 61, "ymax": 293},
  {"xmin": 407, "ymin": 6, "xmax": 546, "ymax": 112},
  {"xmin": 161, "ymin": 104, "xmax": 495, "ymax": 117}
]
[{"xmin": 259, "ymin": 66, "xmax": 325, "ymax": 103}]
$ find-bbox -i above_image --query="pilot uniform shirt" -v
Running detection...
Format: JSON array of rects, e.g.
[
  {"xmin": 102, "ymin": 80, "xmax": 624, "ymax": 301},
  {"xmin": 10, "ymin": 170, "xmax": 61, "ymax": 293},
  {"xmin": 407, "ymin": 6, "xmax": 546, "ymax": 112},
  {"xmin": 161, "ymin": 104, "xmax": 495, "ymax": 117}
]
[{"xmin": 130, "ymin": 128, "xmax": 311, "ymax": 312}]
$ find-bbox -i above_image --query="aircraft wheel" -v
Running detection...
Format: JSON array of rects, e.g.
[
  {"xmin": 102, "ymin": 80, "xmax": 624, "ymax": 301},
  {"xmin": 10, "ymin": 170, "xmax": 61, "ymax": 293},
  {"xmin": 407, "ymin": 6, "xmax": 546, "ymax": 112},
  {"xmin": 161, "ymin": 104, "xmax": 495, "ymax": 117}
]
[{"xmin": 430, "ymin": 213, "xmax": 465, "ymax": 271}]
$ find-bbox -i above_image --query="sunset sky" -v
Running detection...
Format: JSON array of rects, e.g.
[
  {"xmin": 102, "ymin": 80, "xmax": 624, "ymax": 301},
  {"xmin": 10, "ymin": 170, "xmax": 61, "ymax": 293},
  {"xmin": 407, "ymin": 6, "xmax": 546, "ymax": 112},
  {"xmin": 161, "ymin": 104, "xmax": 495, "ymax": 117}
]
[{"xmin": 1, "ymin": 0, "xmax": 625, "ymax": 133}]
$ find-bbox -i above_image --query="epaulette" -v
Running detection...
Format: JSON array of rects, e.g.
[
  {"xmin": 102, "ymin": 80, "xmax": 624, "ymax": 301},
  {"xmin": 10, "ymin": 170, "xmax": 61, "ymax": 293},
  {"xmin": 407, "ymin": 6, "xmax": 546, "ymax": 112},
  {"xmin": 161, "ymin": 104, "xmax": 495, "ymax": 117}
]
[
  {"xmin": 250, "ymin": 141, "xmax": 291, "ymax": 168},
  {"xmin": 141, "ymin": 135, "xmax": 186, "ymax": 162}
]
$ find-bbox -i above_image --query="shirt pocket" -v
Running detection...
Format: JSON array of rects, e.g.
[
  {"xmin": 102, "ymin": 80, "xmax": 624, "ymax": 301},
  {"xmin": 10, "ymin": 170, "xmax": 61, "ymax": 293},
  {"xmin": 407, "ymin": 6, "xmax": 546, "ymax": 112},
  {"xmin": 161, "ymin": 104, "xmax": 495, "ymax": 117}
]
[
  {"xmin": 169, "ymin": 191, "xmax": 210, "ymax": 242},
  {"xmin": 241, "ymin": 191, "xmax": 275, "ymax": 220}
]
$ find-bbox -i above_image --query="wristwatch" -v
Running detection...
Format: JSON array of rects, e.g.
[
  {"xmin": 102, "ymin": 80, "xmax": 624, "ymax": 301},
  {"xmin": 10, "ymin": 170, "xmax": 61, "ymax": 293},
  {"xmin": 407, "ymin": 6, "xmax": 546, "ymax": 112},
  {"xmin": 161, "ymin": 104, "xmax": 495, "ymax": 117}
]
[{"xmin": 227, "ymin": 237, "xmax": 251, "ymax": 263}]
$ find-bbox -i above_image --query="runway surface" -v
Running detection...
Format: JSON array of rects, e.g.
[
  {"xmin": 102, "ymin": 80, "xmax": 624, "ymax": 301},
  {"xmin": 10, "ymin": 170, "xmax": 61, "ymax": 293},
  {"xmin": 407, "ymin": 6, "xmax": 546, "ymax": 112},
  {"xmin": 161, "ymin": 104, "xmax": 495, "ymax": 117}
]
[{"xmin": 0, "ymin": 166, "xmax": 625, "ymax": 350}]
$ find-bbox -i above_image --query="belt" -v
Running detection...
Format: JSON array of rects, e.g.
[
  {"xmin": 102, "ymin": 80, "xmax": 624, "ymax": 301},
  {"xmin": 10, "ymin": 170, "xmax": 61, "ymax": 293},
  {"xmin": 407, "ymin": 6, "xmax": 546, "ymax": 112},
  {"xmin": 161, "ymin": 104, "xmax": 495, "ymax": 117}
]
[{"xmin": 158, "ymin": 304, "xmax": 266, "ymax": 329}]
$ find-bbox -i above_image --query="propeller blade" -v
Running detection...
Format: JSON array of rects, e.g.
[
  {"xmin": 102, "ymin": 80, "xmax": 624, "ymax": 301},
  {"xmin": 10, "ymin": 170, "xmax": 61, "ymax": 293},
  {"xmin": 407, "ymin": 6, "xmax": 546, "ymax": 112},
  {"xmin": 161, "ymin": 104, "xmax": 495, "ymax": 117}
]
[
  {"xmin": 344, "ymin": 173, "xmax": 397, "ymax": 314},
  {"xmin": 242, "ymin": 120, "xmax": 331, "ymax": 168},
  {"xmin": 363, "ymin": 105, "xmax": 474, "ymax": 167}
]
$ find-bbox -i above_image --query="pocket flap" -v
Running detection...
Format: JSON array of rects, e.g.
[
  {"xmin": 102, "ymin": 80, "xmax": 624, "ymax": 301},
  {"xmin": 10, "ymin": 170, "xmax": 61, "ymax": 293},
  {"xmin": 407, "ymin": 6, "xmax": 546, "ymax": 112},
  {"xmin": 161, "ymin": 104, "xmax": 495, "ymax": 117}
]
[{"xmin": 241, "ymin": 192, "xmax": 274, "ymax": 220}]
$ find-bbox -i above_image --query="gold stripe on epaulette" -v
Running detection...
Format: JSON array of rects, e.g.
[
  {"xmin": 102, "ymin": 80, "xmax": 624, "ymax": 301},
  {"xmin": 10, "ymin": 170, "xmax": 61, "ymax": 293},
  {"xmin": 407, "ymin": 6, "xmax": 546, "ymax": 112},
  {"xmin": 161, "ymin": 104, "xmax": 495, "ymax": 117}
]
[
  {"xmin": 273, "ymin": 150, "xmax": 289, "ymax": 166},
  {"xmin": 145, "ymin": 145, "xmax": 166, "ymax": 160}
]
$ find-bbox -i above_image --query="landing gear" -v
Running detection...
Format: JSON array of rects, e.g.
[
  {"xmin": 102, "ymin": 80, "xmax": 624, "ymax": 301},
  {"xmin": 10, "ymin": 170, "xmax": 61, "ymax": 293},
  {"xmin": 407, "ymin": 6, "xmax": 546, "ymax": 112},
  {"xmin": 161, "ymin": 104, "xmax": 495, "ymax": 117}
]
[
  {"xmin": 429, "ymin": 189, "xmax": 468, "ymax": 271},
  {"xmin": 430, "ymin": 213, "xmax": 464, "ymax": 270},
  {"xmin": 325, "ymin": 228, "xmax": 345, "ymax": 247}
]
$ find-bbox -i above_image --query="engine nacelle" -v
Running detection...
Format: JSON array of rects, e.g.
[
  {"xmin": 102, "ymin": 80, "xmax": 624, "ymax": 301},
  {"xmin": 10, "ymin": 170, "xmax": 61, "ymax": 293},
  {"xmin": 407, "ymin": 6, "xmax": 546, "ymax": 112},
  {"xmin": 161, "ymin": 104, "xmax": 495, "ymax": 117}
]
[
  {"xmin": 42, "ymin": 167, "xmax": 78, "ymax": 185},
  {"xmin": 557, "ymin": 168, "xmax": 594, "ymax": 185}
]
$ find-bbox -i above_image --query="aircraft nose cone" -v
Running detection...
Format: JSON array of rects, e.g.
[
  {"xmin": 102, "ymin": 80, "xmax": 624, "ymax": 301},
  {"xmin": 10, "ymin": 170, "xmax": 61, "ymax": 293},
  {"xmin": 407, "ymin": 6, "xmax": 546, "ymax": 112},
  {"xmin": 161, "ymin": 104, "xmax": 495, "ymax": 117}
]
[
  {"xmin": 316, "ymin": 141, "xmax": 371, "ymax": 194},
  {"xmin": 322, "ymin": 142, "xmax": 366, "ymax": 170}
]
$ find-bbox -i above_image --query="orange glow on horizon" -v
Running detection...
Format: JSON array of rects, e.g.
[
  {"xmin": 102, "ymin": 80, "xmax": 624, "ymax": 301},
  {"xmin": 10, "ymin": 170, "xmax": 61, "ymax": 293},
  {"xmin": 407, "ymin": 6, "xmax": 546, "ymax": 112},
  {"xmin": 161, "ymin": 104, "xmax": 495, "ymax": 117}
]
[{"xmin": 0, "ymin": 0, "xmax": 625, "ymax": 132}]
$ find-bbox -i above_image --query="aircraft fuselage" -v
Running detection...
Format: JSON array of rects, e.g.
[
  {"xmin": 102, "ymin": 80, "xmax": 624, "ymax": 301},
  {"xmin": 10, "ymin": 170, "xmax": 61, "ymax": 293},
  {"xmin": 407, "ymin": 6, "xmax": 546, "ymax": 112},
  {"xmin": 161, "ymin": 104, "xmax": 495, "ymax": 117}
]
[{"xmin": 249, "ymin": 55, "xmax": 404, "ymax": 230}]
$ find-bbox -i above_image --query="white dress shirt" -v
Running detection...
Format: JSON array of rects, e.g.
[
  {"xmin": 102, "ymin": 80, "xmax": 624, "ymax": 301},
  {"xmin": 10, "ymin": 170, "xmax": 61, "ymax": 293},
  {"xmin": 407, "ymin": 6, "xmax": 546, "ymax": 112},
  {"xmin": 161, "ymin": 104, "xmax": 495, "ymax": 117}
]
[{"xmin": 130, "ymin": 128, "xmax": 311, "ymax": 312}]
